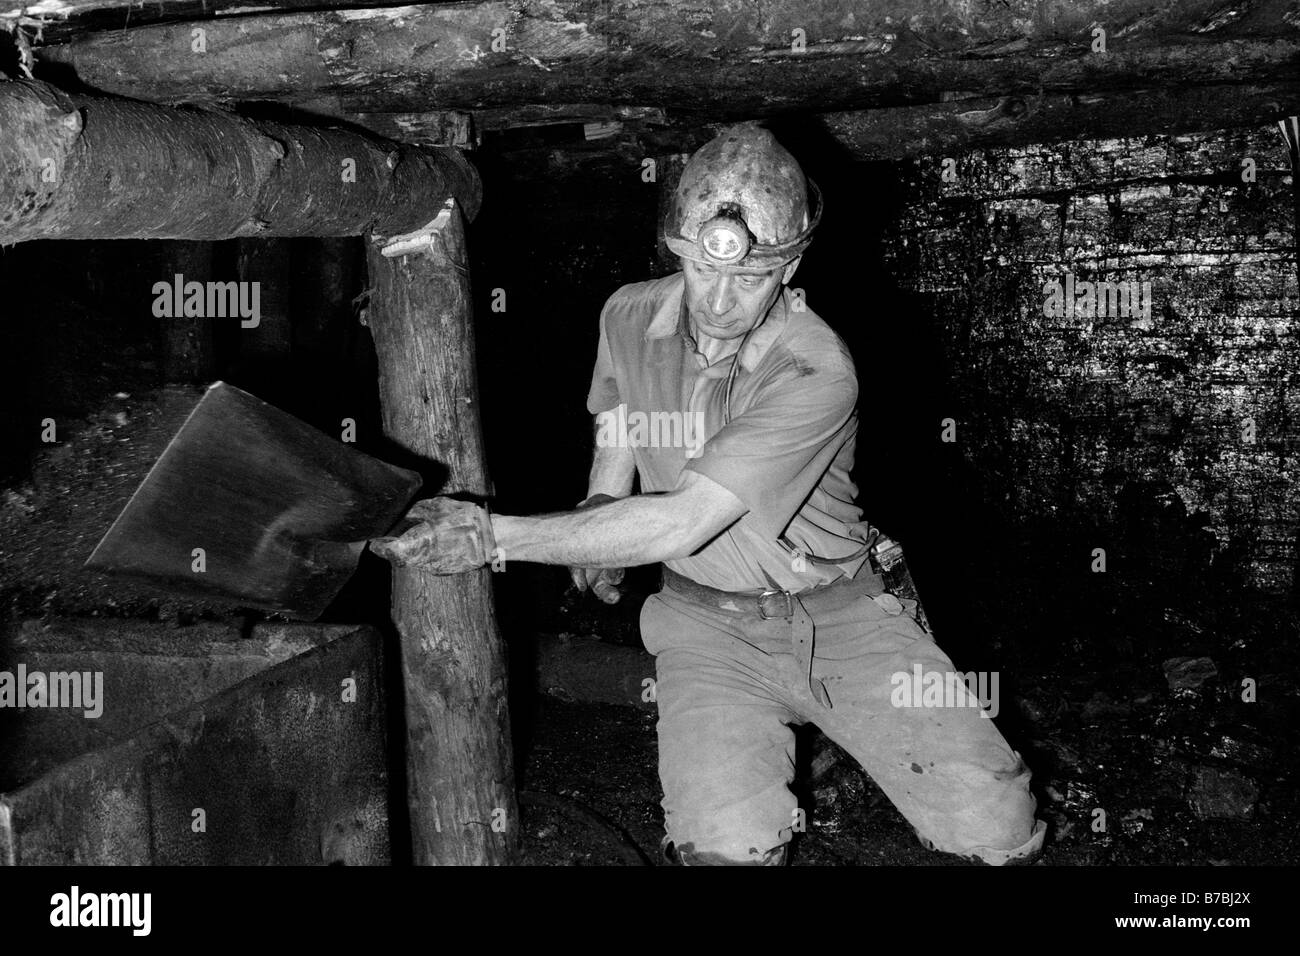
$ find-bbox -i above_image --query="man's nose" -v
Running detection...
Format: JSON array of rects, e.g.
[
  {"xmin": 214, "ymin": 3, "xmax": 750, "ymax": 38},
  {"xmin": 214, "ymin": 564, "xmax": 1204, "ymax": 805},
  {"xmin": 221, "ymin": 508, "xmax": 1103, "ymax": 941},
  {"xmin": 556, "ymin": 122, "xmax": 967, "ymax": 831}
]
[{"xmin": 708, "ymin": 274, "xmax": 735, "ymax": 315}]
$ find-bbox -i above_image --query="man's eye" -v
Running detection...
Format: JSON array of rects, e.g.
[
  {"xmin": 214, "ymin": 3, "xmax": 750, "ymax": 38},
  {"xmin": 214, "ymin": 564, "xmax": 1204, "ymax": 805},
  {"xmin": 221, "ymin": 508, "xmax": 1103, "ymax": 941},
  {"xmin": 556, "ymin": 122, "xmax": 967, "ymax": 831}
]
[{"xmin": 739, "ymin": 275, "xmax": 762, "ymax": 287}]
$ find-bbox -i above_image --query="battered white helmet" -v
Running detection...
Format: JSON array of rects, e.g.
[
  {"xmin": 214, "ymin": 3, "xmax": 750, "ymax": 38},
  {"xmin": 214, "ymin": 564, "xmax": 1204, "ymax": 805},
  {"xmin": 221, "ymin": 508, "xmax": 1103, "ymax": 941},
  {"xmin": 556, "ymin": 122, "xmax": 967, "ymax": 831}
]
[{"xmin": 663, "ymin": 123, "xmax": 822, "ymax": 273}]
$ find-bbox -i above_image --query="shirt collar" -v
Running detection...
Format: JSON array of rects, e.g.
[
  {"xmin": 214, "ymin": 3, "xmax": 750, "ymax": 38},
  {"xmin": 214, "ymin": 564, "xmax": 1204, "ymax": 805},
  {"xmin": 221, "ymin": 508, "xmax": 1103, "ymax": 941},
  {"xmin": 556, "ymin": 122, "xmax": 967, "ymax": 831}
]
[{"xmin": 643, "ymin": 271, "xmax": 790, "ymax": 373}]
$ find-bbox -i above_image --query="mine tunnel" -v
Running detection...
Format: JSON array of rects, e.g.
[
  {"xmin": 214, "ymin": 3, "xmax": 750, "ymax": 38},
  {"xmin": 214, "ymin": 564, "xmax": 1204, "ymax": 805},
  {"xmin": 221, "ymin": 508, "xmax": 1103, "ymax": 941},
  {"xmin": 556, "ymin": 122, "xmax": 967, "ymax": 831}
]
[{"xmin": 0, "ymin": 0, "xmax": 1298, "ymax": 880}]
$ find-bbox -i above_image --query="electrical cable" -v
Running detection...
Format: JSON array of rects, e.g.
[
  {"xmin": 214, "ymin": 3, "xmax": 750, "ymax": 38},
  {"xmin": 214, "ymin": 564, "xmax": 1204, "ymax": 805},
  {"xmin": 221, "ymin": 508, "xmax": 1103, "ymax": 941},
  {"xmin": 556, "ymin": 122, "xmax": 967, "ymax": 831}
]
[
  {"xmin": 722, "ymin": 296, "xmax": 875, "ymax": 568},
  {"xmin": 519, "ymin": 789, "xmax": 656, "ymax": 866}
]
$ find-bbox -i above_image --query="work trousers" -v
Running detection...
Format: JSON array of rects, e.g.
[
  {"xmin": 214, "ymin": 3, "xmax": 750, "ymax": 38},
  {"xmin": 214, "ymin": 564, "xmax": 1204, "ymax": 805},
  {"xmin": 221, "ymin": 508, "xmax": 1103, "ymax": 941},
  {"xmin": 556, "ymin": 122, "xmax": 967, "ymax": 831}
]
[{"xmin": 641, "ymin": 577, "xmax": 1047, "ymax": 865}]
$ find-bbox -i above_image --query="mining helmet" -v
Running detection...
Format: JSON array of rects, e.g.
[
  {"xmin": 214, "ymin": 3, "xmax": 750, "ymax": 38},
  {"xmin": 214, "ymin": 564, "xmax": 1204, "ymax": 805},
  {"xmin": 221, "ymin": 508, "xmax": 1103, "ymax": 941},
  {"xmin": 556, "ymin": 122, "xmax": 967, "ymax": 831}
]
[{"xmin": 663, "ymin": 123, "xmax": 822, "ymax": 273}]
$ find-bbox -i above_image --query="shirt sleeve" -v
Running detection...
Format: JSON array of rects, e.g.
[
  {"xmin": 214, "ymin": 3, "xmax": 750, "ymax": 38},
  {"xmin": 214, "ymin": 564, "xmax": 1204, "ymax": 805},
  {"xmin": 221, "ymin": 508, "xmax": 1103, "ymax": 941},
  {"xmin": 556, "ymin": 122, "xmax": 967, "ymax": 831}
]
[
  {"xmin": 586, "ymin": 303, "xmax": 621, "ymax": 414},
  {"xmin": 684, "ymin": 361, "xmax": 858, "ymax": 541}
]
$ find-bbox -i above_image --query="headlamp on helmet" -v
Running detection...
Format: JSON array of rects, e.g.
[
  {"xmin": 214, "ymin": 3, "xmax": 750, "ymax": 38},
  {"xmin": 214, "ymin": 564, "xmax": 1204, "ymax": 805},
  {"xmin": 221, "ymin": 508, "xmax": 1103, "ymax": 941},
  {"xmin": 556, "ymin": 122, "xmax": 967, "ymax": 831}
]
[{"xmin": 697, "ymin": 204, "xmax": 753, "ymax": 265}]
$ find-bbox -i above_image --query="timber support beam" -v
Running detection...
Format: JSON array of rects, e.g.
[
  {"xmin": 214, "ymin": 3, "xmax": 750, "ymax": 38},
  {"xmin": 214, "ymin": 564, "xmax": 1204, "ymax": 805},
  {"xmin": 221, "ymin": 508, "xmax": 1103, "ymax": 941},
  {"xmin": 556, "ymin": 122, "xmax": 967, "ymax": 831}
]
[{"xmin": 0, "ymin": 78, "xmax": 481, "ymax": 243}]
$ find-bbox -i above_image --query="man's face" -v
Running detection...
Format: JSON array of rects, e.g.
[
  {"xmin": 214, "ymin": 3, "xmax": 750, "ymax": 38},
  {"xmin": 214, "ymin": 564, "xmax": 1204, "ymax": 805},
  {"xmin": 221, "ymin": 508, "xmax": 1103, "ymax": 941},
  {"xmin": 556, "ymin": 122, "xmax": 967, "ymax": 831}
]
[{"xmin": 681, "ymin": 257, "xmax": 798, "ymax": 341}]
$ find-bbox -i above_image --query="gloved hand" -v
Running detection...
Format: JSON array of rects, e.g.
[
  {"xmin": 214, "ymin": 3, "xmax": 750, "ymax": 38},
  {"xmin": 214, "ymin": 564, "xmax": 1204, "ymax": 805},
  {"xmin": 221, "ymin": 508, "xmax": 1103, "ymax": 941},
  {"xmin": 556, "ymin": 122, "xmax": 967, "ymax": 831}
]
[
  {"xmin": 569, "ymin": 493, "xmax": 624, "ymax": 604},
  {"xmin": 368, "ymin": 497, "xmax": 494, "ymax": 573}
]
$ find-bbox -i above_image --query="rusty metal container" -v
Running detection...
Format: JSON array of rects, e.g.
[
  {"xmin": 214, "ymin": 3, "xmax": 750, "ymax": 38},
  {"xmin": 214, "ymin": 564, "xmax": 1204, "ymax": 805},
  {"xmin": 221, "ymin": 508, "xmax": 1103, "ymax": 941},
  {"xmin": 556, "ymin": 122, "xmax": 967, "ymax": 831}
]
[{"xmin": 0, "ymin": 619, "xmax": 391, "ymax": 865}]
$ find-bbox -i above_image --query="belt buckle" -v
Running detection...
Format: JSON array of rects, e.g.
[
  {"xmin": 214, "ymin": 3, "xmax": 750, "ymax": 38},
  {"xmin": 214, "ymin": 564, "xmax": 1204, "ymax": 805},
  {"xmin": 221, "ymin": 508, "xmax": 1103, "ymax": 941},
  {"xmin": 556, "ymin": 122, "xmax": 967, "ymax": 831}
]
[{"xmin": 757, "ymin": 588, "xmax": 793, "ymax": 620}]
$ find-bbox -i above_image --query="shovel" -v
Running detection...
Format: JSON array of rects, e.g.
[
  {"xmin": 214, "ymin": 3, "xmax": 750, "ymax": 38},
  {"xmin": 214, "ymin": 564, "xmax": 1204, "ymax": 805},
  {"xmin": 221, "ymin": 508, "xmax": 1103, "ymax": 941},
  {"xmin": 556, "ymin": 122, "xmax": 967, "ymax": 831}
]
[{"xmin": 84, "ymin": 382, "xmax": 422, "ymax": 619}]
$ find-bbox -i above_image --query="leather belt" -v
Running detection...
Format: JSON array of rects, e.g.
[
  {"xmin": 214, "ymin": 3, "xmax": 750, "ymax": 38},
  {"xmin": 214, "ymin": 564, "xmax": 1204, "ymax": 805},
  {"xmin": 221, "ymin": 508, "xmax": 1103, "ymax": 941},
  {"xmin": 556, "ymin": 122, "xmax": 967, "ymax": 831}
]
[{"xmin": 660, "ymin": 565, "xmax": 885, "ymax": 619}]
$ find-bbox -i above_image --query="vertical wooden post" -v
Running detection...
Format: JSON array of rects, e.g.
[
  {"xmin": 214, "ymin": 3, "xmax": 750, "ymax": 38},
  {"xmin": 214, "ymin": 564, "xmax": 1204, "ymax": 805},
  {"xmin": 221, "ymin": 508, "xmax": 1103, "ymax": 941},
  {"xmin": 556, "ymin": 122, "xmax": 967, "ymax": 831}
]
[{"xmin": 364, "ymin": 202, "xmax": 518, "ymax": 865}]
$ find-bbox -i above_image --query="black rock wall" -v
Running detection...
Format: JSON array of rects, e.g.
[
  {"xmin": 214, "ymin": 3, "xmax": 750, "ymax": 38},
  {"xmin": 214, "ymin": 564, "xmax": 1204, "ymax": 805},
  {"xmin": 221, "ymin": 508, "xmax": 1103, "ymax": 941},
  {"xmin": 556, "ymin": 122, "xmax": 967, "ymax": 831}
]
[{"xmin": 883, "ymin": 126, "xmax": 1298, "ymax": 595}]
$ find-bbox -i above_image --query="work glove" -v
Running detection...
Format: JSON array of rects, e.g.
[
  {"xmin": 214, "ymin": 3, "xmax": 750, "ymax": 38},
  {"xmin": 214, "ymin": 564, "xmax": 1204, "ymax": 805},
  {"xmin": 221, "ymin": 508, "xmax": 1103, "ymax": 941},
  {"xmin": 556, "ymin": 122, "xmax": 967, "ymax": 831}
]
[
  {"xmin": 569, "ymin": 493, "xmax": 625, "ymax": 604},
  {"xmin": 368, "ymin": 497, "xmax": 495, "ymax": 574}
]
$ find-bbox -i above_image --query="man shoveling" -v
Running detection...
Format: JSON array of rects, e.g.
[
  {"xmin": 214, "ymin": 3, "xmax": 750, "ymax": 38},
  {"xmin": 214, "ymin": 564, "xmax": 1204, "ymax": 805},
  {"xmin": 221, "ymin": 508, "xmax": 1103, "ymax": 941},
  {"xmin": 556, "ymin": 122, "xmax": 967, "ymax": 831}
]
[{"xmin": 371, "ymin": 123, "xmax": 1047, "ymax": 867}]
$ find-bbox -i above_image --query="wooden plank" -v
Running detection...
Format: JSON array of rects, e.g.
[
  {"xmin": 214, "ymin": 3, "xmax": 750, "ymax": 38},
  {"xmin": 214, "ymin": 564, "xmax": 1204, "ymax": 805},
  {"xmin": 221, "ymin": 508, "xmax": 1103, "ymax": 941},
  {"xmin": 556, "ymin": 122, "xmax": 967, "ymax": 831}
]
[{"xmin": 820, "ymin": 82, "xmax": 1300, "ymax": 160}]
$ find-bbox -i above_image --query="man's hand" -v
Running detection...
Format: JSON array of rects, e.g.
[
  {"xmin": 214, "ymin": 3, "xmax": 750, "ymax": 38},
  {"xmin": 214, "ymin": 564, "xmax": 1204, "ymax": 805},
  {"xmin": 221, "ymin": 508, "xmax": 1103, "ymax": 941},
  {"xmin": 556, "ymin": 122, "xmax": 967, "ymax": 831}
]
[
  {"xmin": 569, "ymin": 493, "xmax": 625, "ymax": 604},
  {"xmin": 369, "ymin": 497, "xmax": 494, "ymax": 573}
]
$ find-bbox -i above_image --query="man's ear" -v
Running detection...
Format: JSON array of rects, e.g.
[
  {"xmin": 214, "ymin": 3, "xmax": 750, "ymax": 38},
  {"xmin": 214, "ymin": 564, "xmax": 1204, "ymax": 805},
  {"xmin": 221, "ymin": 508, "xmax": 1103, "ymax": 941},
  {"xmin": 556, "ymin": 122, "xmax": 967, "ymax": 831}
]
[{"xmin": 781, "ymin": 256, "xmax": 802, "ymax": 285}]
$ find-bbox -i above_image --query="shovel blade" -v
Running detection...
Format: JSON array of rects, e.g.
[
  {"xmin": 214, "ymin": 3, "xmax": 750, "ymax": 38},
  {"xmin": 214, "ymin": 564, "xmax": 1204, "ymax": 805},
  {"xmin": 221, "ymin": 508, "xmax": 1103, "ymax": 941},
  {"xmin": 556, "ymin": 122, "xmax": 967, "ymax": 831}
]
[{"xmin": 85, "ymin": 382, "xmax": 422, "ymax": 619}]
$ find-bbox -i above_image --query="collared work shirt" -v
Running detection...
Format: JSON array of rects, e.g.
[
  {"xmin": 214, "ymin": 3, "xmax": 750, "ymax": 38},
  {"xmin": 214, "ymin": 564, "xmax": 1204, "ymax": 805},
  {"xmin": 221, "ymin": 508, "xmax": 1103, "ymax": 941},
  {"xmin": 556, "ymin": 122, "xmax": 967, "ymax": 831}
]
[{"xmin": 586, "ymin": 271, "xmax": 869, "ymax": 593}]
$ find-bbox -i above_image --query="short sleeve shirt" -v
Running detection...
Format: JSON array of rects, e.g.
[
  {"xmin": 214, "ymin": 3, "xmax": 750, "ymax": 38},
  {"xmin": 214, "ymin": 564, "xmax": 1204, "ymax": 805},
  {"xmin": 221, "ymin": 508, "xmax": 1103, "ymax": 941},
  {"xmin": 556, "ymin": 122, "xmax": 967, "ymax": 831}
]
[{"xmin": 586, "ymin": 271, "xmax": 869, "ymax": 592}]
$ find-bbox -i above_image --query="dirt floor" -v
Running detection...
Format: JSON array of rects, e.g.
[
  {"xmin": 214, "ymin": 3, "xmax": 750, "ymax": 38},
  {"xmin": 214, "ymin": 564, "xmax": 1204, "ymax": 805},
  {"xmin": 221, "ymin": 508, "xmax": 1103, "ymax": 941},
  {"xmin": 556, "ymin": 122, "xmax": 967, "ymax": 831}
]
[
  {"xmin": 512, "ymin": 697, "xmax": 992, "ymax": 866},
  {"xmin": 2, "ymin": 388, "xmax": 1298, "ymax": 865}
]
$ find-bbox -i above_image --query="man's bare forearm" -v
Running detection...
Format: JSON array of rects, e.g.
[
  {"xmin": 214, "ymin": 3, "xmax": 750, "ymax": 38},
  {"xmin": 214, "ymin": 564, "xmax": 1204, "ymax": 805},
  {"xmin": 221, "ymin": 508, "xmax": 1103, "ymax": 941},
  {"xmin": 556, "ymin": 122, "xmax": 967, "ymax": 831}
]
[
  {"xmin": 489, "ymin": 415, "xmax": 745, "ymax": 569},
  {"xmin": 492, "ymin": 494, "xmax": 691, "ymax": 568}
]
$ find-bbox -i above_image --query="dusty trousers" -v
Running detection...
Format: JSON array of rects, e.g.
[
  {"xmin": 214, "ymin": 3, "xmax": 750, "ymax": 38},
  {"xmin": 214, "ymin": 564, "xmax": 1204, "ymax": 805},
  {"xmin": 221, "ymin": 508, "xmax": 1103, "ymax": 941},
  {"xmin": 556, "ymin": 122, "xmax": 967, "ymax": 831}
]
[{"xmin": 641, "ymin": 576, "xmax": 1047, "ymax": 865}]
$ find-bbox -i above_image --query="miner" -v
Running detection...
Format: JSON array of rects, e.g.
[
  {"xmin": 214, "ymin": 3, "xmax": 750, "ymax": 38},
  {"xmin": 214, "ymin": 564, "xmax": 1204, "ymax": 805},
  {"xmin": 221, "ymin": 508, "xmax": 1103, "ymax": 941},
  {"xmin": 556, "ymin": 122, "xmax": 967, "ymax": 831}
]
[{"xmin": 372, "ymin": 123, "xmax": 1047, "ymax": 866}]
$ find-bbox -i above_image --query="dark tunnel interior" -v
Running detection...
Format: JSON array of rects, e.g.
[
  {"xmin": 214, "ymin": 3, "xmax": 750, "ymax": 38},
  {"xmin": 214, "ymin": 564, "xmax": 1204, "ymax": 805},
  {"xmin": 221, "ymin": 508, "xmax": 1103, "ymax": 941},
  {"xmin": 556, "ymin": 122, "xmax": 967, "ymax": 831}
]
[{"xmin": 1, "ymin": 117, "xmax": 1297, "ymax": 867}]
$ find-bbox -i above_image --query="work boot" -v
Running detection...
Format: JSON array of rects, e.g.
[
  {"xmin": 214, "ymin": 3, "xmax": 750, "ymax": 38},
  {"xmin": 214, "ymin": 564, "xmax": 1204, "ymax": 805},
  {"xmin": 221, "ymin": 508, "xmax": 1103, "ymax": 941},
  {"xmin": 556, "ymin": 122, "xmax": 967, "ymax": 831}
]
[
  {"xmin": 660, "ymin": 835, "xmax": 682, "ymax": 866},
  {"xmin": 659, "ymin": 835, "xmax": 788, "ymax": 866},
  {"xmin": 914, "ymin": 818, "xmax": 1047, "ymax": 865}
]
